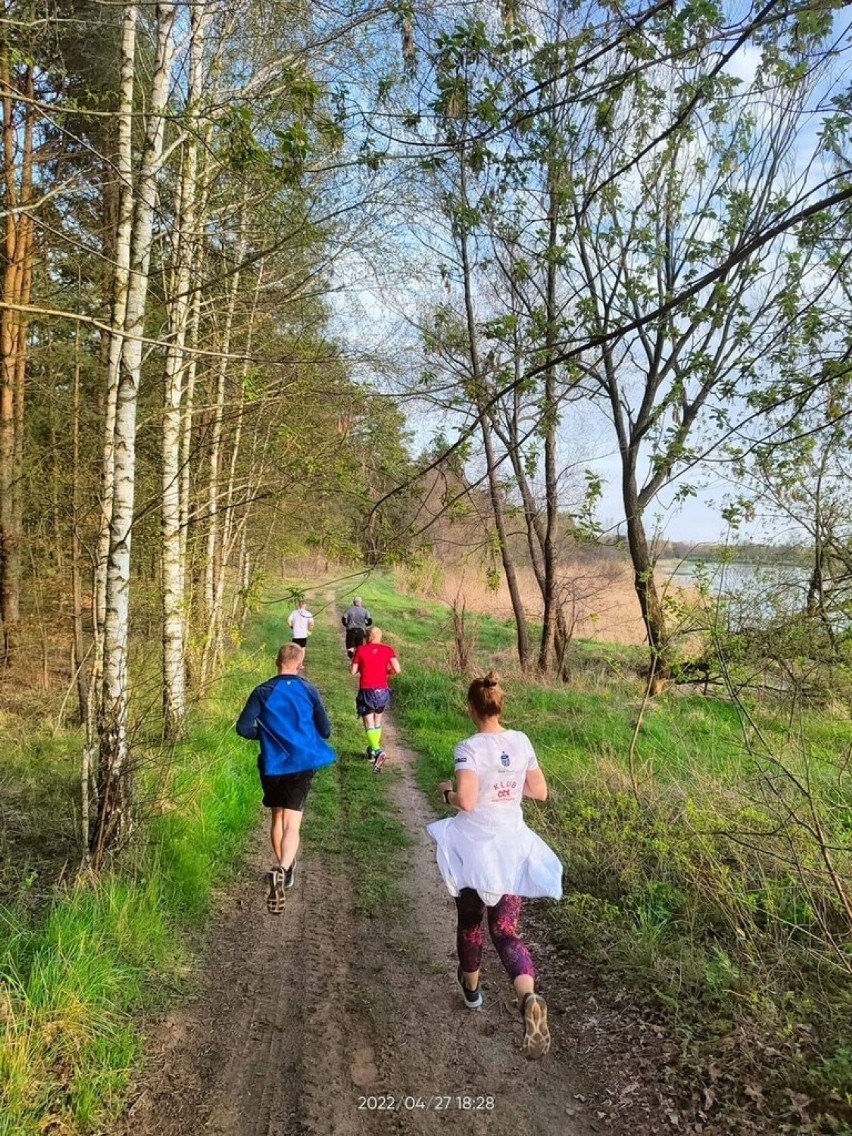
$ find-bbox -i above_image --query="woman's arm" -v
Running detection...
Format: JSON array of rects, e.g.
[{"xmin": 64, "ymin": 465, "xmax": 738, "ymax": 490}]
[
  {"xmin": 523, "ymin": 767, "xmax": 548, "ymax": 801},
  {"xmin": 438, "ymin": 769, "xmax": 478, "ymax": 811}
]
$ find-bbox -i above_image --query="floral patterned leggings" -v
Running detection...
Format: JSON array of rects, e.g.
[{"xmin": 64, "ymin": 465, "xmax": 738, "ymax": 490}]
[{"xmin": 455, "ymin": 888, "xmax": 535, "ymax": 980}]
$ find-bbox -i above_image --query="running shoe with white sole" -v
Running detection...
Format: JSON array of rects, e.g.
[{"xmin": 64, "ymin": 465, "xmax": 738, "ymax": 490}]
[
  {"xmin": 283, "ymin": 862, "xmax": 295, "ymax": 889},
  {"xmin": 457, "ymin": 965, "xmax": 483, "ymax": 1009},
  {"xmin": 372, "ymin": 749, "xmax": 386, "ymax": 773},
  {"xmin": 521, "ymin": 992, "xmax": 550, "ymax": 1058},
  {"xmin": 266, "ymin": 867, "xmax": 286, "ymax": 914}
]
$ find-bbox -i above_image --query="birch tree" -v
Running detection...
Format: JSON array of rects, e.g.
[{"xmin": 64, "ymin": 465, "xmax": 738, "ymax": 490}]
[
  {"xmin": 92, "ymin": 1, "xmax": 177, "ymax": 865},
  {"xmin": 161, "ymin": 1, "xmax": 210, "ymax": 737}
]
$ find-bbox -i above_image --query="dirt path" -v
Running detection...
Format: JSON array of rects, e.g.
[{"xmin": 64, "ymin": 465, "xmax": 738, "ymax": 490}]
[{"xmin": 116, "ymin": 714, "xmax": 609, "ymax": 1136}]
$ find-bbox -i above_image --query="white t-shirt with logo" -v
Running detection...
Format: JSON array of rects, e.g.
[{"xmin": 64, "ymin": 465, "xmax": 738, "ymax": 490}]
[
  {"xmin": 427, "ymin": 728, "xmax": 562, "ymax": 905},
  {"xmin": 453, "ymin": 730, "xmax": 539, "ymax": 826},
  {"xmin": 288, "ymin": 608, "xmax": 313, "ymax": 638}
]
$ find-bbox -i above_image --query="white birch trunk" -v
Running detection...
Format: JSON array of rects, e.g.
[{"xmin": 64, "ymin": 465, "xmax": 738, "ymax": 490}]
[
  {"xmin": 92, "ymin": 1, "xmax": 176, "ymax": 865},
  {"xmin": 95, "ymin": 3, "xmax": 136, "ymax": 650},
  {"xmin": 209, "ymin": 259, "xmax": 263, "ymax": 666},
  {"xmin": 162, "ymin": 3, "xmax": 207, "ymax": 737},
  {"xmin": 199, "ymin": 215, "xmax": 245, "ymax": 686},
  {"xmin": 230, "ymin": 389, "xmax": 274, "ymax": 630}
]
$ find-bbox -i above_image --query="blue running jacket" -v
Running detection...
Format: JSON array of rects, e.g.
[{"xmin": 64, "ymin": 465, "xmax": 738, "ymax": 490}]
[{"xmin": 236, "ymin": 674, "xmax": 336, "ymax": 776}]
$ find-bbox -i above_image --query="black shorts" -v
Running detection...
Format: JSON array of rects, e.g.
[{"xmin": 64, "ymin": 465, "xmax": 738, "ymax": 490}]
[
  {"xmin": 345, "ymin": 628, "xmax": 366, "ymax": 651},
  {"xmin": 356, "ymin": 688, "xmax": 391, "ymax": 717},
  {"xmin": 292, "ymin": 637, "xmax": 308, "ymax": 648},
  {"xmin": 259, "ymin": 769, "xmax": 314, "ymax": 810}
]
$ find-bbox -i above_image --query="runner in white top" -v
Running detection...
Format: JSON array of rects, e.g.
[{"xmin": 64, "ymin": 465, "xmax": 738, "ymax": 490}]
[
  {"xmin": 427, "ymin": 671, "xmax": 561, "ymax": 1060},
  {"xmin": 287, "ymin": 604, "xmax": 314, "ymax": 646}
]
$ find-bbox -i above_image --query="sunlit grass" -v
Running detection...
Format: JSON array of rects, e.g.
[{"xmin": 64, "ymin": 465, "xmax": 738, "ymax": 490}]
[
  {"xmin": 365, "ymin": 571, "xmax": 852, "ymax": 1111},
  {"xmin": 2, "ymin": 571, "xmax": 851, "ymax": 1131},
  {"xmin": 0, "ymin": 614, "xmax": 285, "ymax": 1134}
]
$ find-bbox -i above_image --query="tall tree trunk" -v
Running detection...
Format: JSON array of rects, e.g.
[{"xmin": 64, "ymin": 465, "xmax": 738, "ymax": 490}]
[
  {"xmin": 199, "ymin": 215, "xmax": 246, "ymax": 686},
  {"xmin": 92, "ymin": 1, "xmax": 137, "ymax": 733},
  {"xmin": 457, "ymin": 175, "xmax": 530, "ymax": 668},
  {"xmin": 209, "ymin": 259, "xmax": 263, "ymax": 667},
  {"xmin": 71, "ymin": 327, "xmax": 89, "ymax": 726},
  {"xmin": 179, "ymin": 242, "xmax": 204, "ymax": 686},
  {"xmin": 71, "ymin": 325, "xmax": 94, "ymax": 861},
  {"xmin": 599, "ymin": 321, "xmax": 670, "ymax": 689},
  {"xmin": 538, "ymin": 177, "xmax": 560, "ymax": 672},
  {"xmin": 92, "ymin": 2, "xmax": 176, "ymax": 866},
  {"xmin": 0, "ymin": 56, "xmax": 34, "ymax": 665},
  {"xmin": 161, "ymin": 2, "xmax": 207, "ymax": 738},
  {"xmin": 496, "ymin": 382, "xmax": 574, "ymax": 679},
  {"xmin": 232, "ymin": 400, "xmax": 274, "ymax": 631},
  {"xmin": 479, "ymin": 408, "xmax": 530, "ymax": 668},
  {"xmin": 624, "ymin": 474, "xmax": 668, "ymax": 688}
]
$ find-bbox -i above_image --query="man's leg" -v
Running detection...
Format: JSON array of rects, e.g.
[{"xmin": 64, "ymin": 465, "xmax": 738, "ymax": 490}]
[
  {"xmin": 360, "ymin": 710, "xmax": 378, "ymax": 758},
  {"xmin": 280, "ymin": 808, "xmax": 305, "ymax": 873},
  {"xmin": 278, "ymin": 771, "xmax": 313, "ymax": 887},
  {"xmin": 364, "ymin": 711, "xmax": 382, "ymax": 755},
  {"xmin": 270, "ymin": 807, "xmax": 285, "ymax": 865},
  {"xmin": 266, "ymin": 808, "xmax": 287, "ymax": 914}
]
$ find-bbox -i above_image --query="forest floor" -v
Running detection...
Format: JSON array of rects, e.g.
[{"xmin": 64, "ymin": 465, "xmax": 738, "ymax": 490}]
[{"xmin": 112, "ymin": 715, "xmax": 742, "ymax": 1136}]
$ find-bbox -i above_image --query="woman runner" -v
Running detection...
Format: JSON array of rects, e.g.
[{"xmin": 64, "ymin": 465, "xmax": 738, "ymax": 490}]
[{"xmin": 427, "ymin": 672, "xmax": 562, "ymax": 1059}]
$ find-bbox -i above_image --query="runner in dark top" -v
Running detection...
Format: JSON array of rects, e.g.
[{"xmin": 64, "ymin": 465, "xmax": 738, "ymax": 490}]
[{"xmin": 341, "ymin": 596, "xmax": 372, "ymax": 660}]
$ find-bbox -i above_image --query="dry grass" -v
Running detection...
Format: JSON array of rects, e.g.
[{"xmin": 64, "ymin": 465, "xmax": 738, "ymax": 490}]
[
  {"xmin": 407, "ymin": 554, "xmax": 703, "ymax": 650},
  {"xmin": 430, "ymin": 560, "xmax": 648, "ymax": 644}
]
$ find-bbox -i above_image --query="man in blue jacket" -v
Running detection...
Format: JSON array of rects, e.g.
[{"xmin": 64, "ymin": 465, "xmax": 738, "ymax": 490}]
[{"xmin": 236, "ymin": 643, "xmax": 336, "ymax": 913}]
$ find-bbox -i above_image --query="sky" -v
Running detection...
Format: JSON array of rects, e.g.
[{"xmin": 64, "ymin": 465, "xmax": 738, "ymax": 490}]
[{"xmin": 329, "ymin": 4, "xmax": 852, "ymax": 549}]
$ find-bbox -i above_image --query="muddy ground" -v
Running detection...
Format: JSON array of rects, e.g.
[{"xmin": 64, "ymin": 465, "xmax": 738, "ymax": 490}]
[{"xmin": 114, "ymin": 721, "xmax": 756, "ymax": 1136}]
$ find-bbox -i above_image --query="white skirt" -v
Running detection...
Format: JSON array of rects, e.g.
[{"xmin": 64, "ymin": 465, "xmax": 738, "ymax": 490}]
[{"xmin": 427, "ymin": 812, "xmax": 563, "ymax": 907}]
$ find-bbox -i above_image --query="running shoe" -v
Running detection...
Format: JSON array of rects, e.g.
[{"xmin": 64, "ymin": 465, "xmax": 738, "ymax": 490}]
[
  {"xmin": 521, "ymin": 992, "xmax": 550, "ymax": 1058},
  {"xmin": 266, "ymin": 867, "xmax": 286, "ymax": 914},
  {"xmin": 372, "ymin": 749, "xmax": 386, "ymax": 773},
  {"xmin": 457, "ymin": 965, "xmax": 483, "ymax": 1009},
  {"xmin": 365, "ymin": 744, "xmax": 374, "ymax": 761},
  {"xmin": 283, "ymin": 862, "xmax": 295, "ymax": 889}
]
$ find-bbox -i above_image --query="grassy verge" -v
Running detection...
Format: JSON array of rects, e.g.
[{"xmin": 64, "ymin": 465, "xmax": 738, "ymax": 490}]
[
  {"xmin": 354, "ymin": 570, "xmax": 852, "ymax": 1126},
  {"xmin": 0, "ymin": 601, "xmax": 407, "ymax": 1135}
]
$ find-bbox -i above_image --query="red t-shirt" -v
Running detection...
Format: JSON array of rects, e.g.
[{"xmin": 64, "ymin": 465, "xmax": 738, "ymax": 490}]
[{"xmin": 352, "ymin": 643, "xmax": 397, "ymax": 689}]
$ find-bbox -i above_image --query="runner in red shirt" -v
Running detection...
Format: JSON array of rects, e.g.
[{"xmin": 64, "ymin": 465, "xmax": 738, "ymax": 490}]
[{"xmin": 351, "ymin": 627, "xmax": 401, "ymax": 772}]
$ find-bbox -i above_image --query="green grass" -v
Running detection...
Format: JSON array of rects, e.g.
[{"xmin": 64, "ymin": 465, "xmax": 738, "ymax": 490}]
[
  {"xmin": 2, "ymin": 570, "xmax": 851, "ymax": 1130},
  {"xmin": 0, "ymin": 598, "xmax": 409, "ymax": 1135},
  {"xmin": 0, "ymin": 649, "xmax": 262, "ymax": 1135},
  {"xmin": 358, "ymin": 570, "xmax": 852, "ymax": 1119}
]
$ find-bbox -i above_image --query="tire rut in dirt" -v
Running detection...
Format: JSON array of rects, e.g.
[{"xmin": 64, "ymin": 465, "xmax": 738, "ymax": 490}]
[
  {"xmin": 114, "ymin": 834, "xmax": 373, "ymax": 1136},
  {"xmin": 204, "ymin": 869, "xmax": 310, "ymax": 1136},
  {"xmin": 204, "ymin": 854, "xmax": 366, "ymax": 1136}
]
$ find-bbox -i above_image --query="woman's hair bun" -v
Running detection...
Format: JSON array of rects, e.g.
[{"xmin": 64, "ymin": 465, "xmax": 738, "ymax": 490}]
[{"xmin": 467, "ymin": 670, "xmax": 504, "ymax": 716}]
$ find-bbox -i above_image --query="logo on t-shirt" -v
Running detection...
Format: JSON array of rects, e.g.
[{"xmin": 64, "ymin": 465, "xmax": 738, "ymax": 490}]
[
  {"xmin": 500, "ymin": 752, "xmax": 510, "ymax": 767},
  {"xmin": 492, "ymin": 778, "xmax": 517, "ymax": 800}
]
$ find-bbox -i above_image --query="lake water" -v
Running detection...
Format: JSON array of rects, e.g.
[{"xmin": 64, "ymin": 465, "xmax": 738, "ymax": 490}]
[{"xmin": 656, "ymin": 559, "xmax": 811, "ymax": 616}]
